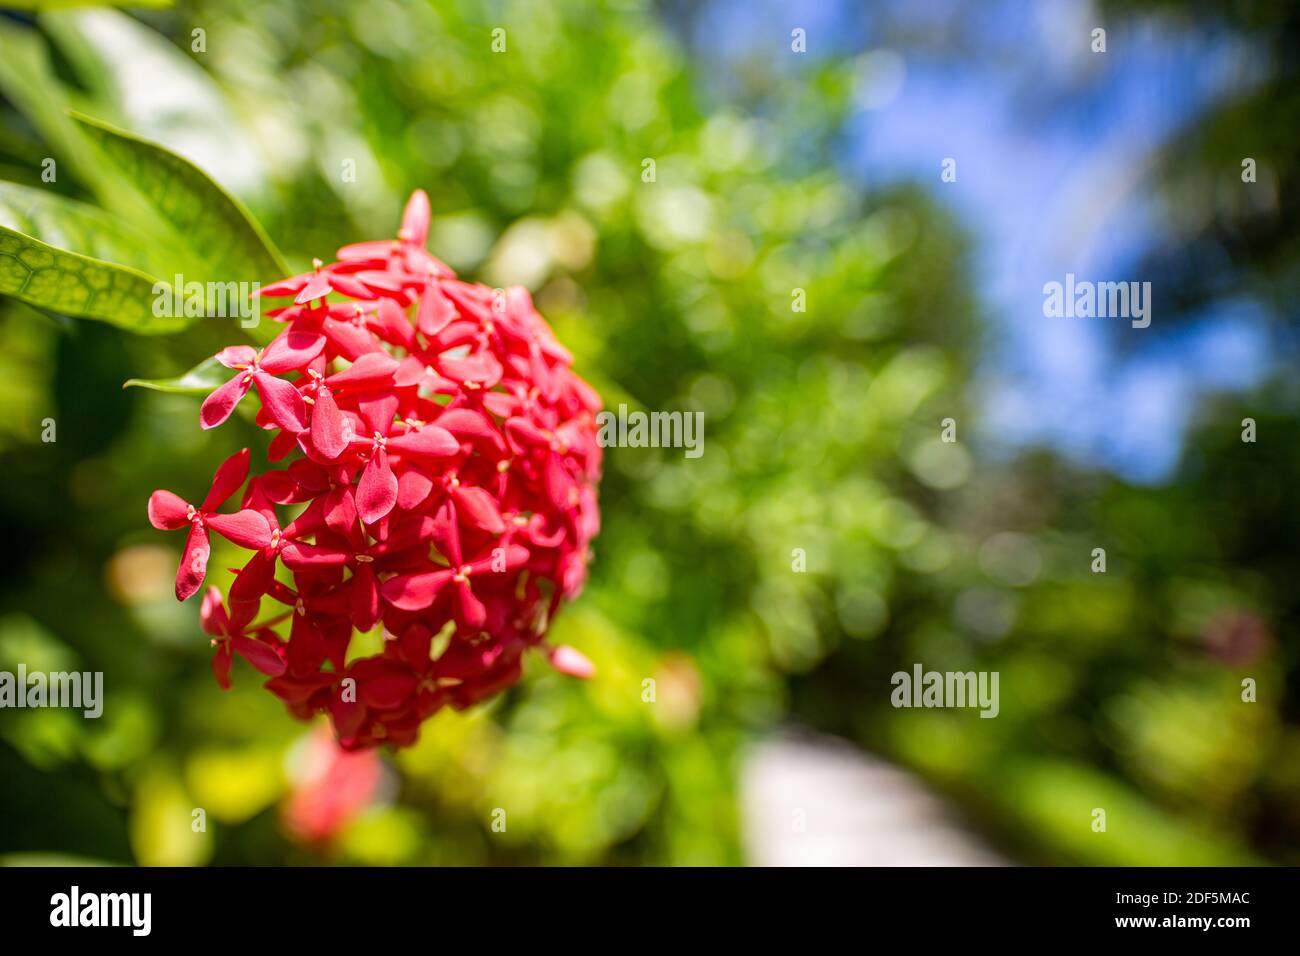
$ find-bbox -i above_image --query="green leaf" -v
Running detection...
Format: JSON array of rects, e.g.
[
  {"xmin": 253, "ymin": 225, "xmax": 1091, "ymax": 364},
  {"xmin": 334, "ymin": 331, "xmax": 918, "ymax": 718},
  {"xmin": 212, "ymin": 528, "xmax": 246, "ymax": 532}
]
[
  {"xmin": 0, "ymin": 21, "xmax": 105, "ymax": 194},
  {"xmin": 2, "ymin": 1, "xmax": 172, "ymax": 7},
  {"xmin": 71, "ymin": 112, "xmax": 288, "ymax": 284},
  {"xmin": 0, "ymin": 225, "xmax": 183, "ymax": 333},
  {"xmin": 0, "ymin": 181, "xmax": 169, "ymax": 277},
  {"xmin": 123, "ymin": 355, "xmax": 229, "ymax": 394}
]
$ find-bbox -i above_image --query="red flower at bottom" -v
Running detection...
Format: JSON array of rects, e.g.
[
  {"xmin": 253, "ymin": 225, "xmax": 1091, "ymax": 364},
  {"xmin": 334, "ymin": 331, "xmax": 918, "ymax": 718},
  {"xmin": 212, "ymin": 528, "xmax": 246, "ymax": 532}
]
[{"xmin": 282, "ymin": 725, "xmax": 384, "ymax": 843}]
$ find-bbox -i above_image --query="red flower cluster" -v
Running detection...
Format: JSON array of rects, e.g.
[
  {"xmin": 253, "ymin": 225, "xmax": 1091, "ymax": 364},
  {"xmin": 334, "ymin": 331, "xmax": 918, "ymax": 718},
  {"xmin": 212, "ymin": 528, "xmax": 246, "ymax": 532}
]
[{"xmin": 147, "ymin": 191, "xmax": 602, "ymax": 749}]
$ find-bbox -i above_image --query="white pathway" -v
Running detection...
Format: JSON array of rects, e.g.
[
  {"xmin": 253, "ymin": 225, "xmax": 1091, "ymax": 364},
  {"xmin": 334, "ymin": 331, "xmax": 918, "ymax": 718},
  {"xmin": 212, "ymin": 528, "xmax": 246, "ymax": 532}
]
[{"xmin": 740, "ymin": 729, "xmax": 1008, "ymax": 866}]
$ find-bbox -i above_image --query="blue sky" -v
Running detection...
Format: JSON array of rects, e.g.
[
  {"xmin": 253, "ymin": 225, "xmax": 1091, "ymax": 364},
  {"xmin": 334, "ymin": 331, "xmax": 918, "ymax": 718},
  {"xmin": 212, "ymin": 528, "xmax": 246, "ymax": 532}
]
[{"xmin": 688, "ymin": 0, "xmax": 1275, "ymax": 482}]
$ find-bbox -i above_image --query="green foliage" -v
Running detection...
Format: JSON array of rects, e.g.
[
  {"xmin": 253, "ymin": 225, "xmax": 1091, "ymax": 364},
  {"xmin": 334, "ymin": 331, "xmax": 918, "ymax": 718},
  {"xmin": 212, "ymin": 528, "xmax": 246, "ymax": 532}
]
[
  {"xmin": 0, "ymin": 0, "xmax": 1295, "ymax": 868},
  {"xmin": 0, "ymin": 224, "xmax": 177, "ymax": 331},
  {"xmin": 0, "ymin": 0, "xmax": 173, "ymax": 8},
  {"xmin": 0, "ymin": 181, "xmax": 165, "ymax": 274},
  {"xmin": 0, "ymin": 23, "xmax": 285, "ymax": 338},
  {"xmin": 72, "ymin": 112, "xmax": 287, "ymax": 284},
  {"xmin": 122, "ymin": 356, "xmax": 231, "ymax": 394}
]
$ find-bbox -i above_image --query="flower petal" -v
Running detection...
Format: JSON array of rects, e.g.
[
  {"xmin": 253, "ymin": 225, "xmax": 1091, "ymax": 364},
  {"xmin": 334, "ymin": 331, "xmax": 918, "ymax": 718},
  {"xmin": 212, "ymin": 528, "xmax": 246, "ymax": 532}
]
[
  {"xmin": 545, "ymin": 453, "xmax": 573, "ymax": 509},
  {"xmin": 356, "ymin": 448, "xmax": 398, "ymax": 525},
  {"xmin": 399, "ymin": 189, "xmax": 431, "ymax": 246},
  {"xmin": 260, "ymin": 327, "xmax": 326, "ymax": 373},
  {"xmin": 320, "ymin": 317, "xmax": 377, "ymax": 361},
  {"xmin": 548, "ymin": 645, "xmax": 595, "ymax": 679},
  {"xmin": 254, "ymin": 371, "xmax": 308, "ymax": 432},
  {"xmin": 357, "ymin": 664, "xmax": 418, "ymax": 710},
  {"xmin": 337, "ymin": 239, "xmax": 399, "ymax": 262},
  {"xmin": 373, "ymin": 297, "xmax": 416, "ymax": 349},
  {"xmin": 215, "ymin": 345, "xmax": 258, "ymax": 370},
  {"xmin": 309, "ymin": 388, "xmax": 349, "ymax": 459},
  {"xmin": 379, "ymin": 569, "xmax": 452, "ymax": 610},
  {"xmin": 233, "ymin": 634, "xmax": 288, "ymax": 677},
  {"xmin": 396, "ymin": 467, "xmax": 433, "ymax": 511},
  {"xmin": 281, "ymin": 541, "xmax": 350, "ymax": 570},
  {"xmin": 230, "ymin": 550, "xmax": 275, "ymax": 628},
  {"xmin": 434, "ymin": 408, "xmax": 506, "ymax": 452},
  {"xmin": 349, "ymin": 564, "xmax": 380, "ymax": 633},
  {"xmin": 148, "ymin": 490, "xmax": 191, "ymax": 530},
  {"xmin": 323, "ymin": 485, "xmax": 360, "ymax": 538},
  {"xmin": 294, "ymin": 271, "xmax": 334, "ymax": 305},
  {"xmin": 387, "ymin": 425, "xmax": 459, "ymax": 458},
  {"xmin": 451, "ymin": 485, "xmax": 506, "ymax": 535},
  {"xmin": 202, "ymin": 448, "xmax": 251, "ymax": 511},
  {"xmin": 200, "ymin": 372, "xmax": 252, "ymax": 430},
  {"xmin": 212, "ymin": 641, "xmax": 234, "ymax": 690},
  {"xmin": 327, "ymin": 351, "xmax": 400, "ymax": 391},
  {"xmin": 358, "ymin": 394, "xmax": 400, "ymax": 436},
  {"xmin": 505, "ymin": 416, "xmax": 548, "ymax": 450},
  {"xmin": 176, "ymin": 523, "xmax": 210, "ymax": 601},
  {"xmin": 257, "ymin": 273, "xmax": 311, "ymax": 298},
  {"xmin": 416, "ymin": 281, "xmax": 456, "ymax": 337},
  {"xmin": 468, "ymin": 543, "xmax": 529, "ymax": 575},
  {"xmin": 205, "ymin": 509, "xmax": 274, "ymax": 549},
  {"xmin": 199, "ymin": 585, "xmax": 229, "ymax": 637},
  {"xmin": 438, "ymin": 351, "xmax": 502, "ymax": 388},
  {"xmin": 453, "ymin": 580, "xmax": 487, "ymax": 631},
  {"xmin": 325, "ymin": 271, "xmax": 377, "ymax": 300}
]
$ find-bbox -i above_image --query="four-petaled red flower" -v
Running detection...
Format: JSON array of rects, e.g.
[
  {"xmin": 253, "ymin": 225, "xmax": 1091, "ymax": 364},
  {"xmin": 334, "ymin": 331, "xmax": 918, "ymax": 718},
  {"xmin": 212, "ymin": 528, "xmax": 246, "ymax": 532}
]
[
  {"xmin": 147, "ymin": 448, "xmax": 274, "ymax": 600},
  {"xmin": 148, "ymin": 191, "xmax": 601, "ymax": 749}
]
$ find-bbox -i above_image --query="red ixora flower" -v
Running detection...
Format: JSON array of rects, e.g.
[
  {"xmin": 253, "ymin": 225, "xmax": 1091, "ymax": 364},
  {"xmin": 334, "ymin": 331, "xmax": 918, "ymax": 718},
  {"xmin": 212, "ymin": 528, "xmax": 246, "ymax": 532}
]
[{"xmin": 148, "ymin": 191, "xmax": 602, "ymax": 749}]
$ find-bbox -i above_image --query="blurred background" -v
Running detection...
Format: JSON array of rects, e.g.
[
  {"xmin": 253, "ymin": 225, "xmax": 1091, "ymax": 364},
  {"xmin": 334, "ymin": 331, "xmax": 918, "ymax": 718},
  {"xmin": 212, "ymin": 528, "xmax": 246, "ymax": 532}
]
[{"xmin": 0, "ymin": 0, "xmax": 1297, "ymax": 865}]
